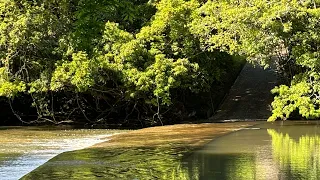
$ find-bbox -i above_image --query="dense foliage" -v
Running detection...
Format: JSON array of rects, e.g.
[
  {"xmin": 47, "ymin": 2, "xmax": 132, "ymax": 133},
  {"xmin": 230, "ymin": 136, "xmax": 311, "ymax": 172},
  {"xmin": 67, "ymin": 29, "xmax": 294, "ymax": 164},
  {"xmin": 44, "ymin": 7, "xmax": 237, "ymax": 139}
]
[
  {"xmin": 2, "ymin": 0, "xmax": 316, "ymax": 124},
  {"xmin": 190, "ymin": 0, "xmax": 320, "ymax": 121},
  {"xmin": 0, "ymin": 0, "xmax": 242, "ymax": 126}
]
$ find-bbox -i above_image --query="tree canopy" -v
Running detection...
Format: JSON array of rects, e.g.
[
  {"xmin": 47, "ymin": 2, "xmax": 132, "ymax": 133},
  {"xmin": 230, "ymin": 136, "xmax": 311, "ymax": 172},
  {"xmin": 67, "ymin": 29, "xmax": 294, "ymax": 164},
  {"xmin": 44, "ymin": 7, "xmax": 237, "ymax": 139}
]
[
  {"xmin": 1, "ymin": 0, "xmax": 319, "ymax": 124},
  {"xmin": 0, "ymin": 0, "xmax": 242, "ymax": 125}
]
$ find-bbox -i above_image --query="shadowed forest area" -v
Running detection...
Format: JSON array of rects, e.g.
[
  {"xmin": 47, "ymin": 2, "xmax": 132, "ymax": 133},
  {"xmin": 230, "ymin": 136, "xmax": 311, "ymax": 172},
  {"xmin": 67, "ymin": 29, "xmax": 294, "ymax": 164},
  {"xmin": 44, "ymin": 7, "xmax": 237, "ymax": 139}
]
[{"xmin": 0, "ymin": 0, "xmax": 319, "ymax": 127}]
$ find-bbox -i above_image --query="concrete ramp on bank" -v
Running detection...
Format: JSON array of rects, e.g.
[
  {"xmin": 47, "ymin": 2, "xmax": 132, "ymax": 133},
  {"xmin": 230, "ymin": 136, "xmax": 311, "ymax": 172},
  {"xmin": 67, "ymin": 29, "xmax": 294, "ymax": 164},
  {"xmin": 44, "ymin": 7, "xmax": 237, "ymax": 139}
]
[{"xmin": 211, "ymin": 63, "xmax": 277, "ymax": 121}]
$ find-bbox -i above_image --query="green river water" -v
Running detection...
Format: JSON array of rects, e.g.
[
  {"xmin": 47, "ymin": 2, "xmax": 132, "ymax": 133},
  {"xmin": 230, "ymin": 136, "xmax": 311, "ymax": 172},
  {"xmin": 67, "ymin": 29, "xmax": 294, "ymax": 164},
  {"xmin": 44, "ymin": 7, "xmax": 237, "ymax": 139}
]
[{"xmin": 184, "ymin": 121, "xmax": 320, "ymax": 180}]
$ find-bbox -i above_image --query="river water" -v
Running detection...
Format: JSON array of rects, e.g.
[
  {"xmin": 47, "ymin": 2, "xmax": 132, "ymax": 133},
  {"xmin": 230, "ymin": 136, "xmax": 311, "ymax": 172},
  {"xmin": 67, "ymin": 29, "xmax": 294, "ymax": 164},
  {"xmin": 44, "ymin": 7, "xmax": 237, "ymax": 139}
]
[
  {"xmin": 0, "ymin": 127, "xmax": 124, "ymax": 180},
  {"xmin": 4, "ymin": 122, "xmax": 320, "ymax": 179},
  {"xmin": 183, "ymin": 121, "xmax": 320, "ymax": 180}
]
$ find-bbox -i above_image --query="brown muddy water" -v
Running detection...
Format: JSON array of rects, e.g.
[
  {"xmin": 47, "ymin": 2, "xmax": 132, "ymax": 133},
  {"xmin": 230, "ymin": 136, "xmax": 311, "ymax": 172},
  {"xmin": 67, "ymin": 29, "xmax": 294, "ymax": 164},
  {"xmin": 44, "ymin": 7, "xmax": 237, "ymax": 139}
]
[{"xmin": 0, "ymin": 127, "xmax": 125, "ymax": 180}]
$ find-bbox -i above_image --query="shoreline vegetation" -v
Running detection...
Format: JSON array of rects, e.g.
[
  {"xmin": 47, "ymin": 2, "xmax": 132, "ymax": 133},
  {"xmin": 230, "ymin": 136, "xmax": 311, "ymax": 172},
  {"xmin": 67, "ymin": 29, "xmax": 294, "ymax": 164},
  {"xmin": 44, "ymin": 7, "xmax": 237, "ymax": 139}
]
[
  {"xmin": 22, "ymin": 122, "xmax": 259, "ymax": 179},
  {"xmin": 0, "ymin": 0, "xmax": 252, "ymax": 127},
  {"xmin": 1, "ymin": 58, "xmax": 245, "ymax": 128}
]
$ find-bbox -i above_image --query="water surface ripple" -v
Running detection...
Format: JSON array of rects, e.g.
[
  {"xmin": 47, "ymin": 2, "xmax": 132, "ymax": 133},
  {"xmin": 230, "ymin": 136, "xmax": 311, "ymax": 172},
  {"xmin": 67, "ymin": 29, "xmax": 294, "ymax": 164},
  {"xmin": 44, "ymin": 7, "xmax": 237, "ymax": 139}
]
[{"xmin": 0, "ymin": 127, "xmax": 122, "ymax": 180}]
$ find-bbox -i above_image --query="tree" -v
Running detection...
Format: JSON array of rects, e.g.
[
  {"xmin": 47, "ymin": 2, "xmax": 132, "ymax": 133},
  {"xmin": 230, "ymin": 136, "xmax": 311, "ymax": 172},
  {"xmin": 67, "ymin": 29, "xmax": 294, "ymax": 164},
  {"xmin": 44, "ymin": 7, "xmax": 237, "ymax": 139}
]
[
  {"xmin": 190, "ymin": 0, "xmax": 320, "ymax": 121},
  {"xmin": 0, "ymin": 0, "xmax": 240, "ymax": 125}
]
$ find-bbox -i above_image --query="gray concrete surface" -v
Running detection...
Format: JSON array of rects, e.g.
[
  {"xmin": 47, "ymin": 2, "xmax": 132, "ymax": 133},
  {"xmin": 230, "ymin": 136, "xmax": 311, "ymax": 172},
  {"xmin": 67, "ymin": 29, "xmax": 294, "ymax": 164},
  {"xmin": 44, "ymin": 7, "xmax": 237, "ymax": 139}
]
[{"xmin": 211, "ymin": 63, "xmax": 277, "ymax": 121}]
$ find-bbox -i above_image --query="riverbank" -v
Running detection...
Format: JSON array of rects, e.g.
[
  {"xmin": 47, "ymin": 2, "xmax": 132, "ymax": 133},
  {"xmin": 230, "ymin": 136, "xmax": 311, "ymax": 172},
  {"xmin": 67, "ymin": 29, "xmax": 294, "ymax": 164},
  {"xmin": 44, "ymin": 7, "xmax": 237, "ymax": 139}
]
[{"xmin": 22, "ymin": 121, "xmax": 259, "ymax": 179}]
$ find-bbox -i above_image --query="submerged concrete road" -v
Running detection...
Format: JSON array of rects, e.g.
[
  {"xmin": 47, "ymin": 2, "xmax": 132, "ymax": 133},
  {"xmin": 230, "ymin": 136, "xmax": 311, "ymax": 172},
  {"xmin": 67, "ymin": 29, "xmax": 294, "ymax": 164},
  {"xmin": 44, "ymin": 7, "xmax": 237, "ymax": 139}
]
[{"xmin": 211, "ymin": 63, "xmax": 278, "ymax": 121}]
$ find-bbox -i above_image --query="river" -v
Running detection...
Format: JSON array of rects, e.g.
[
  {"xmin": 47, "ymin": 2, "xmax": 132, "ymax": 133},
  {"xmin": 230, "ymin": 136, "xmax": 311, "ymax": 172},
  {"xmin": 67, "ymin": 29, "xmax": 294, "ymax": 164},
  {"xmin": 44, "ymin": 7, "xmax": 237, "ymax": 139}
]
[
  {"xmin": 0, "ymin": 127, "xmax": 125, "ymax": 180},
  {"xmin": 3, "ymin": 122, "xmax": 320, "ymax": 179}
]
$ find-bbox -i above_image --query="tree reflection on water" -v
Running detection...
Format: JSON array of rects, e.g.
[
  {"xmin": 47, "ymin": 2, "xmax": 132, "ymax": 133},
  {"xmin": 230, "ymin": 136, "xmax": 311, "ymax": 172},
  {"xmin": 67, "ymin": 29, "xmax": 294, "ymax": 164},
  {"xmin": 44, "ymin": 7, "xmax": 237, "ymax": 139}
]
[
  {"xmin": 268, "ymin": 129, "xmax": 320, "ymax": 179},
  {"xmin": 183, "ymin": 127, "xmax": 320, "ymax": 180}
]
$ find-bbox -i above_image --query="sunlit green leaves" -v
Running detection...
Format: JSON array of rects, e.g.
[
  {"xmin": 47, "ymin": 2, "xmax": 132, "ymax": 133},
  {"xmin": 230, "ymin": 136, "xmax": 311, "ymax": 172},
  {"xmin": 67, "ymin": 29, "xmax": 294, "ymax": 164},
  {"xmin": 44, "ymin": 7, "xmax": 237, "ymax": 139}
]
[
  {"xmin": 0, "ymin": 0, "xmax": 243, "ymax": 123},
  {"xmin": 51, "ymin": 52, "xmax": 94, "ymax": 92}
]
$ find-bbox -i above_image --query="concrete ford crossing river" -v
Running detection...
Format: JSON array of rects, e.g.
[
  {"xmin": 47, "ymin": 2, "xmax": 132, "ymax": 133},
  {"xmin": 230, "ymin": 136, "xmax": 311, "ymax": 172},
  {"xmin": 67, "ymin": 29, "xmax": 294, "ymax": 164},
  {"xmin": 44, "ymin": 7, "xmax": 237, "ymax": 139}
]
[
  {"xmin": 3, "ymin": 121, "xmax": 317, "ymax": 180},
  {"xmin": 0, "ymin": 127, "xmax": 124, "ymax": 180}
]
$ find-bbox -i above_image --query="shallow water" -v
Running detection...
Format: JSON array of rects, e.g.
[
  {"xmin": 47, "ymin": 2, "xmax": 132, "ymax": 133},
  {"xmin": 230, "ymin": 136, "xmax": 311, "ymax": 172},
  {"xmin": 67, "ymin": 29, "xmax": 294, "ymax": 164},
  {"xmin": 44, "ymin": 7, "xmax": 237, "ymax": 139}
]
[
  {"xmin": 183, "ymin": 121, "xmax": 320, "ymax": 180},
  {"xmin": 0, "ymin": 127, "xmax": 124, "ymax": 180}
]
